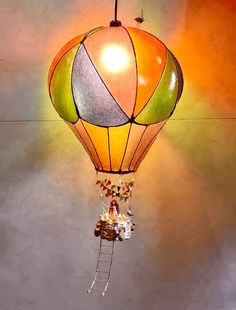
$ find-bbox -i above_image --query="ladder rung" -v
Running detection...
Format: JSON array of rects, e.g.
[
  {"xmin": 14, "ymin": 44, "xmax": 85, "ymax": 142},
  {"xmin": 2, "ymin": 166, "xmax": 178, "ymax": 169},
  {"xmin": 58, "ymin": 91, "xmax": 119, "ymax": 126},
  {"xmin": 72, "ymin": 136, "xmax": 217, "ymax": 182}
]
[
  {"xmin": 100, "ymin": 252, "xmax": 113, "ymax": 255},
  {"xmin": 101, "ymin": 244, "xmax": 113, "ymax": 247},
  {"xmin": 94, "ymin": 278, "xmax": 108, "ymax": 282},
  {"xmin": 98, "ymin": 260, "xmax": 112, "ymax": 263},
  {"xmin": 96, "ymin": 270, "xmax": 109, "ymax": 273},
  {"xmin": 92, "ymin": 288, "xmax": 104, "ymax": 292}
]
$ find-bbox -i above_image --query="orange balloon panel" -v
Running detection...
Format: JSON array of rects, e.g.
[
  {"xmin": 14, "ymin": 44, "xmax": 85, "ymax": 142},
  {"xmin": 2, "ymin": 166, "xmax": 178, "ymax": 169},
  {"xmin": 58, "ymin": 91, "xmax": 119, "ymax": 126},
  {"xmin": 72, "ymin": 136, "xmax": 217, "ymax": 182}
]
[
  {"xmin": 109, "ymin": 124, "xmax": 131, "ymax": 171},
  {"xmin": 84, "ymin": 27, "xmax": 136, "ymax": 117},
  {"xmin": 121, "ymin": 124, "xmax": 146, "ymax": 172},
  {"xmin": 129, "ymin": 121, "xmax": 167, "ymax": 171},
  {"xmin": 126, "ymin": 27, "xmax": 166, "ymax": 117},
  {"xmin": 81, "ymin": 120, "xmax": 110, "ymax": 171}
]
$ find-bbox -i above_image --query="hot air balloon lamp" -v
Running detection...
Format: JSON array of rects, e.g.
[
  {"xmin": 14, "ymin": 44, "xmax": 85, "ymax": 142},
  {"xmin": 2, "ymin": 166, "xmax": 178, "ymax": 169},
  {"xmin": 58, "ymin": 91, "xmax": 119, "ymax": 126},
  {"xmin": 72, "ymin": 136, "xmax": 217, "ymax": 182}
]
[{"xmin": 48, "ymin": 0, "xmax": 183, "ymax": 296}]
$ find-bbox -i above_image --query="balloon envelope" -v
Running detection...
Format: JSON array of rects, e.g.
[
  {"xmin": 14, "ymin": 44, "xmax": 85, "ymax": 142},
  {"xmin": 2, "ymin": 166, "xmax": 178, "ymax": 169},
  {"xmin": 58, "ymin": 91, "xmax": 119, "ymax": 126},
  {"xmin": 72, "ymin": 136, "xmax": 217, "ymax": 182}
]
[{"xmin": 48, "ymin": 26, "xmax": 183, "ymax": 173}]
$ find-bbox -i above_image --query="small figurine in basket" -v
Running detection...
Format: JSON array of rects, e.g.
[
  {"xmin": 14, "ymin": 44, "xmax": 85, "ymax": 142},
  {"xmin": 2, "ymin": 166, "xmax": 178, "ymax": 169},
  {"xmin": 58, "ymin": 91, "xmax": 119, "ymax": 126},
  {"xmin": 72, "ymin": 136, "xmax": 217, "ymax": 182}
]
[{"xmin": 109, "ymin": 199, "xmax": 120, "ymax": 220}]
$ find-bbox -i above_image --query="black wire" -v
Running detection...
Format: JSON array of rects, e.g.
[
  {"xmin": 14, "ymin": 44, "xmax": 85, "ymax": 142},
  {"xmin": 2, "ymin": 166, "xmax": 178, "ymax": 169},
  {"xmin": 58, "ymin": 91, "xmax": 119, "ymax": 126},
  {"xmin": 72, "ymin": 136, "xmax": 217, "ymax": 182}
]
[
  {"xmin": 0, "ymin": 118, "xmax": 235, "ymax": 123},
  {"xmin": 110, "ymin": 0, "xmax": 121, "ymax": 26},
  {"xmin": 114, "ymin": 0, "xmax": 118, "ymax": 21}
]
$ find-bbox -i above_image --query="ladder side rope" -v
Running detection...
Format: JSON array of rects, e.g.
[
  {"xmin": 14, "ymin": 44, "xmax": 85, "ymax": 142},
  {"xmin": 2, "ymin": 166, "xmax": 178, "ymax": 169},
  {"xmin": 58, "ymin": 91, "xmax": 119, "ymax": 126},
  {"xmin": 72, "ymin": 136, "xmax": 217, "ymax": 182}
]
[{"xmin": 87, "ymin": 238, "xmax": 115, "ymax": 296}]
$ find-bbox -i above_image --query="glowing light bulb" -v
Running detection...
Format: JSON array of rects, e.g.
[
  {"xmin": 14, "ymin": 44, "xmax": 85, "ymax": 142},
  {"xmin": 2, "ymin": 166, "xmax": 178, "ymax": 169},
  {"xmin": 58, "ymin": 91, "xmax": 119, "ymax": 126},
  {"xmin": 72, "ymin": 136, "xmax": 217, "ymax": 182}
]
[{"xmin": 101, "ymin": 44, "xmax": 129, "ymax": 73}]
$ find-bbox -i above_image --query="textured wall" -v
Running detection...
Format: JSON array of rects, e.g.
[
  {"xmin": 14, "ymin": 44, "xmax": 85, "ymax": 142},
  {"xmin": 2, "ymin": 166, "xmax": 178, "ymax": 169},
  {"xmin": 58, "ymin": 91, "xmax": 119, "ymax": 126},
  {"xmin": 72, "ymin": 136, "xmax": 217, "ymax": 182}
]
[{"xmin": 0, "ymin": 0, "xmax": 236, "ymax": 309}]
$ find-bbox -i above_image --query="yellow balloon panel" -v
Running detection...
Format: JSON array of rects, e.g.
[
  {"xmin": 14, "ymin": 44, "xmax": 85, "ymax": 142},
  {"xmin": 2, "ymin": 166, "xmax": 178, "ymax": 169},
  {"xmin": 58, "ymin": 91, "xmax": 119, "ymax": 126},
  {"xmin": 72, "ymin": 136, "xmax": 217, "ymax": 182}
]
[
  {"xmin": 67, "ymin": 122, "xmax": 100, "ymax": 169},
  {"xmin": 73, "ymin": 120, "xmax": 102, "ymax": 170},
  {"xmin": 121, "ymin": 124, "xmax": 146, "ymax": 172},
  {"xmin": 109, "ymin": 124, "xmax": 131, "ymax": 172},
  {"xmin": 81, "ymin": 120, "xmax": 110, "ymax": 171}
]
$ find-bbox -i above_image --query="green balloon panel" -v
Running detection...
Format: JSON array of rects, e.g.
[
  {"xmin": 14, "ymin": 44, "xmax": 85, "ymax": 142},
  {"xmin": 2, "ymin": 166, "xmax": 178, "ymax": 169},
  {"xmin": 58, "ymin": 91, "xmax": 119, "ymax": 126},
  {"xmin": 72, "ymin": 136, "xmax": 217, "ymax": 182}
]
[
  {"xmin": 135, "ymin": 50, "xmax": 179, "ymax": 124},
  {"xmin": 50, "ymin": 45, "xmax": 79, "ymax": 123}
]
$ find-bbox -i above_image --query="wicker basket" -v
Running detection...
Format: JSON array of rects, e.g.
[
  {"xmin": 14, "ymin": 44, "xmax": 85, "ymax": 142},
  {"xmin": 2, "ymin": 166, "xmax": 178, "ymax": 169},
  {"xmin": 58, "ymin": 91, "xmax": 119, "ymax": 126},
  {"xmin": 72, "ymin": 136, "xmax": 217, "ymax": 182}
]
[{"xmin": 100, "ymin": 221, "xmax": 118, "ymax": 241}]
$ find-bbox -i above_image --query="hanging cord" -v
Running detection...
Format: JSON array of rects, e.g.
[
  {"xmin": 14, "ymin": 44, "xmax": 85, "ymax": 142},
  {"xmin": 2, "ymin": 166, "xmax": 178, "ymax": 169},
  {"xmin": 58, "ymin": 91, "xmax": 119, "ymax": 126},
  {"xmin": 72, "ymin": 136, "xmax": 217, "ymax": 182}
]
[
  {"xmin": 114, "ymin": 0, "xmax": 118, "ymax": 21},
  {"xmin": 110, "ymin": 0, "xmax": 122, "ymax": 27}
]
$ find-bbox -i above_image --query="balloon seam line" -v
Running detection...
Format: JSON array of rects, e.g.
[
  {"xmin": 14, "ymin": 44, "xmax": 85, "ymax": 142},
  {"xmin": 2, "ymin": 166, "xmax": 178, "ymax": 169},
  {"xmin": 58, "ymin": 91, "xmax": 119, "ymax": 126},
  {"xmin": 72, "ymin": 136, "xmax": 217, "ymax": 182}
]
[
  {"xmin": 107, "ymin": 127, "xmax": 112, "ymax": 171},
  {"xmin": 71, "ymin": 45, "xmax": 83, "ymax": 119},
  {"xmin": 95, "ymin": 169, "xmax": 134, "ymax": 174},
  {"xmin": 122, "ymin": 26, "xmax": 138, "ymax": 119},
  {"xmin": 76, "ymin": 115, "xmax": 130, "ymax": 128},
  {"xmin": 119, "ymin": 123, "xmax": 132, "ymax": 171}
]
